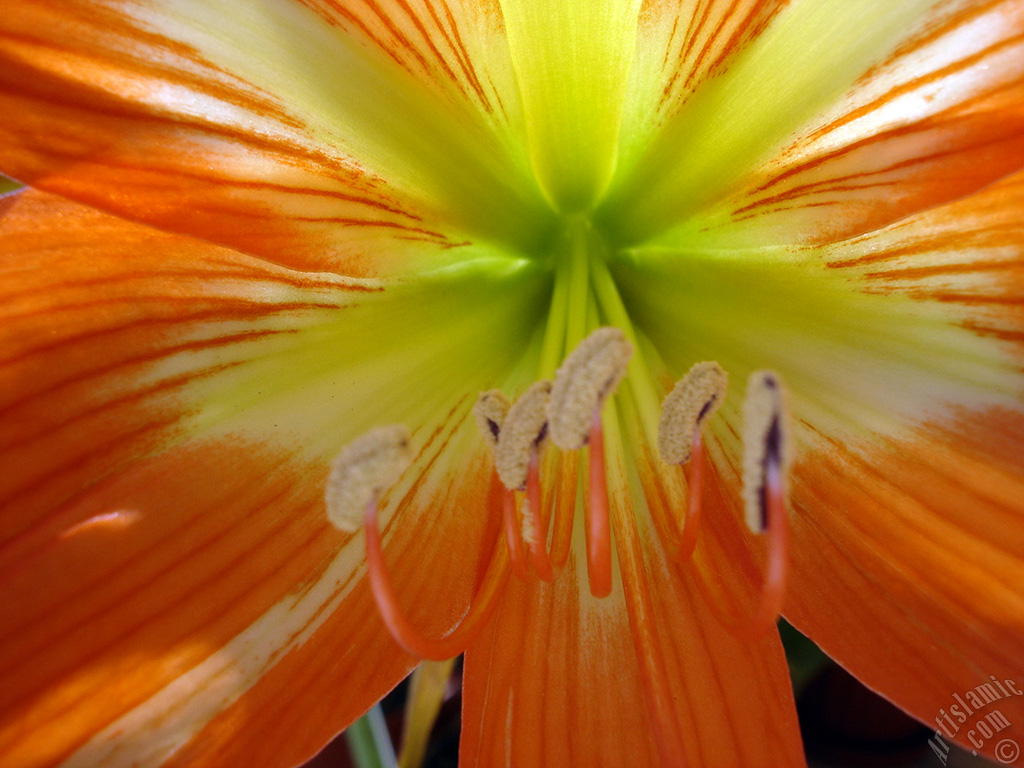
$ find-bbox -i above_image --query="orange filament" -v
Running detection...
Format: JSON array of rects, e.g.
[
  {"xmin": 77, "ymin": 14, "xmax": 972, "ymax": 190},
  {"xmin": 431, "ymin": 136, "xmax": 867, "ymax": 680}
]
[
  {"xmin": 525, "ymin": 455, "xmax": 554, "ymax": 581},
  {"xmin": 674, "ymin": 430, "xmax": 705, "ymax": 562},
  {"xmin": 549, "ymin": 462, "xmax": 575, "ymax": 569},
  {"xmin": 364, "ymin": 500, "xmax": 511, "ymax": 661},
  {"xmin": 502, "ymin": 486, "xmax": 531, "ymax": 580},
  {"xmin": 698, "ymin": 457, "xmax": 790, "ymax": 641},
  {"xmin": 586, "ymin": 408, "xmax": 612, "ymax": 598},
  {"xmin": 735, "ymin": 458, "xmax": 790, "ymax": 640}
]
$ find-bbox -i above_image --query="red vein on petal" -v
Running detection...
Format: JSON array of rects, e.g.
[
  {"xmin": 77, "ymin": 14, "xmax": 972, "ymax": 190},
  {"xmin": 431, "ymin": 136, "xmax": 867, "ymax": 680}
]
[
  {"xmin": 798, "ymin": 0, "xmax": 1017, "ymax": 146},
  {"xmin": 0, "ymin": 323, "xmax": 295, "ymax": 425}
]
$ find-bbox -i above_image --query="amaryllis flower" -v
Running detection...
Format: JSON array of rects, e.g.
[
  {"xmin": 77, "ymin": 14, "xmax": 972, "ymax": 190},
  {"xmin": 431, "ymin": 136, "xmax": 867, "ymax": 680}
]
[{"xmin": 1, "ymin": 1, "xmax": 1023, "ymax": 767}]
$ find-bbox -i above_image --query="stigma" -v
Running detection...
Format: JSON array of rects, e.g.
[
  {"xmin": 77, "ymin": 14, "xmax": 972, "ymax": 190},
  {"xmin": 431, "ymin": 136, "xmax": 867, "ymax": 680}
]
[{"xmin": 325, "ymin": 327, "xmax": 795, "ymax": 658}]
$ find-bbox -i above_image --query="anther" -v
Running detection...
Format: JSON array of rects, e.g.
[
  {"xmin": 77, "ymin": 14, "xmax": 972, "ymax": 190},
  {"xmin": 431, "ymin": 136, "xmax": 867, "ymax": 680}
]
[
  {"xmin": 473, "ymin": 389, "xmax": 511, "ymax": 450},
  {"xmin": 549, "ymin": 328, "xmax": 632, "ymax": 598},
  {"xmin": 736, "ymin": 370, "xmax": 792, "ymax": 640},
  {"xmin": 547, "ymin": 327, "xmax": 632, "ymax": 450},
  {"xmin": 494, "ymin": 381, "xmax": 551, "ymax": 491},
  {"xmin": 474, "ymin": 390, "xmax": 530, "ymax": 580},
  {"xmin": 325, "ymin": 425, "xmax": 412, "ymax": 533},
  {"xmin": 494, "ymin": 381, "xmax": 555, "ymax": 581},
  {"xmin": 658, "ymin": 361, "xmax": 727, "ymax": 465},
  {"xmin": 742, "ymin": 371, "xmax": 790, "ymax": 534},
  {"xmin": 658, "ymin": 361, "xmax": 728, "ymax": 561}
]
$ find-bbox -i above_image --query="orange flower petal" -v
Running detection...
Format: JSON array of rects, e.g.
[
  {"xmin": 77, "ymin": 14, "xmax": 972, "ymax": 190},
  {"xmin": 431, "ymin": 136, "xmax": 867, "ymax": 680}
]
[
  {"xmin": 462, "ymin": 544, "xmax": 664, "ymax": 766},
  {"xmin": 781, "ymin": 170, "xmax": 1024, "ymax": 763},
  {"xmin": 0, "ymin": 0, "xmax": 542, "ymax": 274},
  {"xmin": 461, "ymin": 427, "xmax": 805, "ymax": 768},
  {"xmin": 622, "ymin": 0, "xmax": 788, "ymax": 158},
  {"xmin": 692, "ymin": 0, "xmax": 1024, "ymax": 248},
  {"xmin": 787, "ymin": 414, "xmax": 1024, "ymax": 764},
  {"xmin": 608, "ymin": 0, "xmax": 938, "ymax": 241},
  {"xmin": 616, "ymin": 157, "xmax": 1024, "ymax": 763},
  {"xmin": 0, "ymin": 191, "xmax": 532, "ymax": 767}
]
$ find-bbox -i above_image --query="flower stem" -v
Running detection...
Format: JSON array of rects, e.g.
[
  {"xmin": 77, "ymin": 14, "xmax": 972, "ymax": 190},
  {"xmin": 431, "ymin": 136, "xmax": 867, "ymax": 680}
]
[{"xmin": 345, "ymin": 705, "xmax": 398, "ymax": 768}]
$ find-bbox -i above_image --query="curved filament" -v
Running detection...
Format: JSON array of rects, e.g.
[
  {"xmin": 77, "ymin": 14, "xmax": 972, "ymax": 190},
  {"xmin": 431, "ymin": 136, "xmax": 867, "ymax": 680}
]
[
  {"xmin": 365, "ymin": 501, "xmax": 511, "ymax": 661},
  {"xmin": 502, "ymin": 486, "xmax": 531, "ymax": 580},
  {"xmin": 697, "ymin": 458, "xmax": 790, "ymax": 642},
  {"xmin": 675, "ymin": 430, "xmax": 705, "ymax": 562},
  {"xmin": 735, "ymin": 459, "xmax": 790, "ymax": 640}
]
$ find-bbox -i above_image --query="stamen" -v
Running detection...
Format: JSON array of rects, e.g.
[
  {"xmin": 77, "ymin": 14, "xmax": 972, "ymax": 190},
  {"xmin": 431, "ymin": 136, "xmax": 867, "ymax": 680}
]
[
  {"xmin": 548, "ymin": 327, "xmax": 632, "ymax": 450},
  {"xmin": 473, "ymin": 389, "xmax": 511, "ymax": 450},
  {"xmin": 474, "ymin": 391, "xmax": 530, "ymax": 580},
  {"xmin": 495, "ymin": 381, "xmax": 552, "ymax": 491},
  {"xmin": 525, "ymin": 454, "xmax": 554, "ymax": 581},
  {"xmin": 732, "ymin": 370, "xmax": 792, "ymax": 640},
  {"xmin": 657, "ymin": 361, "xmax": 727, "ymax": 465},
  {"xmin": 742, "ymin": 370, "xmax": 790, "ymax": 534},
  {"xmin": 364, "ymin": 498, "xmax": 511, "ymax": 660},
  {"xmin": 586, "ymin": 407, "xmax": 612, "ymax": 598},
  {"xmin": 546, "ymin": 327, "xmax": 631, "ymax": 598},
  {"xmin": 736, "ymin": 456, "xmax": 790, "ymax": 640},
  {"xmin": 502, "ymin": 484, "xmax": 531, "ymax": 581},
  {"xmin": 676, "ymin": 429, "xmax": 705, "ymax": 562},
  {"xmin": 327, "ymin": 426, "xmax": 510, "ymax": 659},
  {"xmin": 325, "ymin": 425, "xmax": 412, "ymax": 533},
  {"xmin": 658, "ymin": 361, "xmax": 727, "ymax": 561}
]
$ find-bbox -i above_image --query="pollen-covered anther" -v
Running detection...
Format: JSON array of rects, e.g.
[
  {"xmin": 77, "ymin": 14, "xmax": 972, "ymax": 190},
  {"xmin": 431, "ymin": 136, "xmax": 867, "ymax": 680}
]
[
  {"xmin": 742, "ymin": 370, "xmax": 791, "ymax": 533},
  {"xmin": 548, "ymin": 327, "xmax": 633, "ymax": 450},
  {"xmin": 477, "ymin": 389, "xmax": 531, "ymax": 581},
  {"xmin": 473, "ymin": 389, "xmax": 511, "ymax": 450},
  {"xmin": 325, "ymin": 424, "xmax": 412, "ymax": 533},
  {"xmin": 494, "ymin": 380, "xmax": 552, "ymax": 491},
  {"xmin": 658, "ymin": 361, "xmax": 728, "ymax": 464}
]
